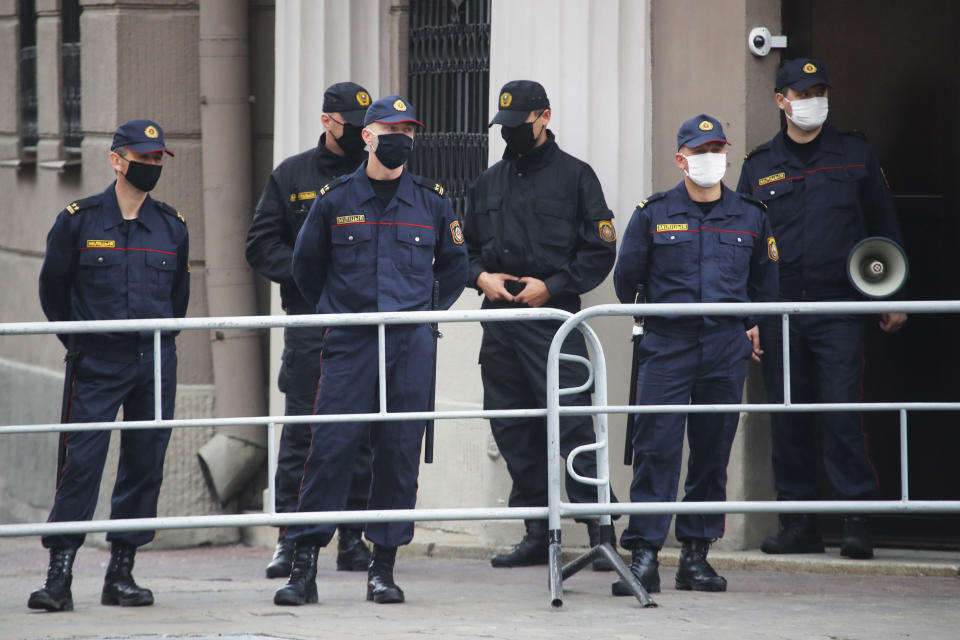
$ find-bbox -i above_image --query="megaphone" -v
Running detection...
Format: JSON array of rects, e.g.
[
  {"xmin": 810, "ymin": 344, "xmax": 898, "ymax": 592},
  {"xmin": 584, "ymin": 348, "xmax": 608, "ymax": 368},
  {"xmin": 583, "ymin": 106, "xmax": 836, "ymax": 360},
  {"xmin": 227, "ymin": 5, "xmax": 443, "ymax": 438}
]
[{"xmin": 846, "ymin": 236, "xmax": 909, "ymax": 299}]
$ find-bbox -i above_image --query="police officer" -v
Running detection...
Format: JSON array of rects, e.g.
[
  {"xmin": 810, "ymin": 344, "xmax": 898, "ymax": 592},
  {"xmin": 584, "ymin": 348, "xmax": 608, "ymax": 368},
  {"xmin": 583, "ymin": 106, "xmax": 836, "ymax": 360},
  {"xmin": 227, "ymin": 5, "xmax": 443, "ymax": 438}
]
[
  {"xmin": 612, "ymin": 115, "xmax": 779, "ymax": 594},
  {"xmin": 273, "ymin": 96, "xmax": 467, "ymax": 606},
  {"xmin": 737, "ymin": 59, "xmax": 906, "ymax": 559},
  {"xmin": 463, "ymin": 80, "xmax": 618, "ymax": 570},
  {"xmin": 246, "ymin": 81, "xmax": 374, "ymax": 578},
  {"xmin": 30, "ymin": 119, "xmax": 189, "ymax": 612}
]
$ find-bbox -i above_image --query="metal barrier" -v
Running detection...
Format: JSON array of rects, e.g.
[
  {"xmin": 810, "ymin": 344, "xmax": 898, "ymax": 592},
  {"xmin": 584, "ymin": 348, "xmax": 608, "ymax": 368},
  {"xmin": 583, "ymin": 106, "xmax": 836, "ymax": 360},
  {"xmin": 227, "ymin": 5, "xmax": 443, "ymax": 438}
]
[
  {"xmin": 547, "ymin": 299, "xmax": 960, "ymax": 607},
  {"xmin": 2, "ymin": 301, "xmax": 960, "ymax": 609}
]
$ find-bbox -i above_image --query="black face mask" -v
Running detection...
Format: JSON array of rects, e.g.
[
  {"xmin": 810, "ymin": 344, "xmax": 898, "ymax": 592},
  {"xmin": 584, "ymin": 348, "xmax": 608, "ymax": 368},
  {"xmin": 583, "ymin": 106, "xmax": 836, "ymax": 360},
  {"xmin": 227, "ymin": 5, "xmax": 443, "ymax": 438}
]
[
  {"xmin": 501, "ymin": 121, "xmax": 538, "ymax": 155},
  {"xmin": 334, "ymin": 123, "xmax": 365, "ymax": 156},
  {"xmin": 373, "ymin": 133, "xmax": 414, "ymax": 169},
  {"xmin": 122, "ymin": 159, "xmax": 162, "ymax": 192}
]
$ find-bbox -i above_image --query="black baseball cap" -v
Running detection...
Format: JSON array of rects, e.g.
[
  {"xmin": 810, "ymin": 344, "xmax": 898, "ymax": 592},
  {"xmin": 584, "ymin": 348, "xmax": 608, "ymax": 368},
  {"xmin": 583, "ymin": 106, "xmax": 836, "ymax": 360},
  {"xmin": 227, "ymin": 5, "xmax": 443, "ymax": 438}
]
[
  {"xmin": 677, "ymin": 114, "xmax": 730, "ymax": 150},
  {"xmin": 489, "ymin": 80, "xmax": 550, "ymax": 128},
  {"xmin": 111, "ymin": 119, "xmax": 173, "ymax": 156},
  {"xmin": 776, "ymin": 58, "xmax": 830, "ymax": 92},
  {"xmin": 363, "ymin": 95, "xmax": 424, "ymax": 127},
  {"xmin": 323, "ymin": 82, "xmax": 373, "ymax": 127}
]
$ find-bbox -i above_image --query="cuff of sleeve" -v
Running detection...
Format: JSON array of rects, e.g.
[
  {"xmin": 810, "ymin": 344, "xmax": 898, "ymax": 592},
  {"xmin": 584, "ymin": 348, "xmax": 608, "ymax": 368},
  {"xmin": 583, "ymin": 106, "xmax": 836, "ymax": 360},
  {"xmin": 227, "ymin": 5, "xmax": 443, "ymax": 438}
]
[
  {"xmin": 468, "ymin": 265, "xmax": 485, "ymax": 290},
  {"xmin": 744, "ymin": 316, "xmax": 756, "ymax": 331},
  {"xmin": 543, "ymin": 273, "xmax": 567, "ymax": 298}
]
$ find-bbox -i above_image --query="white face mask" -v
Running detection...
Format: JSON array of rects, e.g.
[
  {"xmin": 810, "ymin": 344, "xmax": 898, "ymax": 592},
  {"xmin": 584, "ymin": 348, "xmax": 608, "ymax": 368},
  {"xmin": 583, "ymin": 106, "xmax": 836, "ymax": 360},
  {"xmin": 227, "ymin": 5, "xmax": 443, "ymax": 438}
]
[
  {"xmin": 784, "ymin": 96, "xmax": 829, "ymax": 131},
  {"xmin": 682, "ymin": 151, "xmax": 727, "ymax": 188}
]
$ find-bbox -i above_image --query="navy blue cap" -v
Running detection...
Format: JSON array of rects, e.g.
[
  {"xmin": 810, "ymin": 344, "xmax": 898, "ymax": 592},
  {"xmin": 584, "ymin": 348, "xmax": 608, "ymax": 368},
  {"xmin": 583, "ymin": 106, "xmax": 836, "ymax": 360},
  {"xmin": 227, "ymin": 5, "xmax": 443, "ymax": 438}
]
[
  {"xmin": 111, "ymin": 119, "xmax": 173, "ymax": 156},
  {"xmin": 363, "ymin": 95, "xmax": 424, "ymax": 128},
  {"xmin": 323, "ymin": 82, "xmax": 372, "ymax": 127},
  {"xmin": 776, "ymin": 58, "xmax": 830, "ymax": 92},
  {"xmin": 676, "ymin": 114, "xmax": 730, "ymax": 150},
  {"xmin": 489, "ymin": 80, "xmax": 550, "ymax": 127}
]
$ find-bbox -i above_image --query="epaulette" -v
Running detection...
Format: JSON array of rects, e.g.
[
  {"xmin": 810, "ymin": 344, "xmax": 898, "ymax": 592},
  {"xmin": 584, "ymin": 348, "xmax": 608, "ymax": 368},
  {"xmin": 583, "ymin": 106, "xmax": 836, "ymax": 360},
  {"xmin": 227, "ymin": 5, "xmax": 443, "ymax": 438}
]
[
  {"xmin": 842, "ymin": 129, "xmax": 868, "ymax": 140},
  {"xmin": 156, "ymin": 200, "xmax": 186, "ymax": 224},
  {"xmin": 62, "ymin": 195, "xmax": 98, "ymax": 216},
  {"xmin": 414, "ymin": 175, "xmax": 447, "ymax": 198},
  {"xmin": 318, "ymin": 174, "xmax": 350, "ymax": 198},
  {"xmin": 740, "ymin": 193, "xmax": 767, "ymax": 210},
  {"xmin": 744, "ymin": 145, "xmax": 769, "ymax": 161},
  {"xmin": 636, "ymin": 191, "xmax": 666, "ymax": 210}
]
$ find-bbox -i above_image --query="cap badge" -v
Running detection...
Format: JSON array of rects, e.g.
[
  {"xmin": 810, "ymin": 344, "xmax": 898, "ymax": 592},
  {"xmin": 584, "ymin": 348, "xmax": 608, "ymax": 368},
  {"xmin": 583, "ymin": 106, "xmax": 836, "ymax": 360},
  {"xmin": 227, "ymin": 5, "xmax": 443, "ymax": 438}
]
[
  {"xmin": 144, "ymin": 125, "xmax": 159, "ymax": 139},
  {"xmin": 803, "ymin": 62, "xmax": 817, "ymax": 74},
  {"xmin": 393, "ymin": 99, "xmax": 408, "ymax": 112},
  {"xmin": 500, "ymin": 92, "xmax": 513, "ymax": 108},
  {"xmin": 698, "ymin": 120, "xmax": 714, "ymax": 131},
  {"xmin": 356, "ymin": 90, "xmax": 371, "ymax": 107}
]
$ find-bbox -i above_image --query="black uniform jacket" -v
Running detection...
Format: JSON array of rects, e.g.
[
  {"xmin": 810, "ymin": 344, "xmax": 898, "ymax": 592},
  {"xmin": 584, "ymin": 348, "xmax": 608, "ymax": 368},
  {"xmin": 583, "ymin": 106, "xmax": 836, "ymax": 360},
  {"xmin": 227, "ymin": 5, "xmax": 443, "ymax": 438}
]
[
  {"xmin": 463, "ymin": 130, "xmax": 616, "ymax": 313},
  {"xmin": 246, "ymin": 133, "xmax": 365, "ymax": 313}
]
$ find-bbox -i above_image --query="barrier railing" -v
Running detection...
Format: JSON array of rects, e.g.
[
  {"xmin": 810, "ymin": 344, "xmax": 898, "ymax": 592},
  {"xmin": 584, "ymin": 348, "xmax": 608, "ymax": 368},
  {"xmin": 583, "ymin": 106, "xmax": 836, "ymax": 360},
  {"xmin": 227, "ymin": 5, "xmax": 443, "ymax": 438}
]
[{"xmin": 546, "ymin": 300, "xmax": 960, "ymax": 607}]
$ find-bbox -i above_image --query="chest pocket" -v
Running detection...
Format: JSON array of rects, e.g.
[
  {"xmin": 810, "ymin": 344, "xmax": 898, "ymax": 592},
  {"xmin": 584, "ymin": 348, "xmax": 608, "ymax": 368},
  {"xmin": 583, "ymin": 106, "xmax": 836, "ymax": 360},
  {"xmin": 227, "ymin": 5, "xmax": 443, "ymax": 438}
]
[
  {"xmin": 651, "ymin": 230, "xmax": 697, "ymax": 274},
  {"xmin": 331, "ymin": 223, "xmax": 373, "ymax": 271},
  {"xmin": 716, "ymin": 232, "xmax": 754, "ymax": 281},
  {"xmin": 78, "ymin": 249, "xmax": 124, "ymax": 290},
  {"xmin": 823, "ymin": 165, "xmax": 866, "ymax": 211},
  {"xmin": 145, "ymin": 251, "xmax": 177, "ymax": 292},
  {"xmin": 754, "ymin": 175, "xmax": 795, "ymax": 202},
  {"xmin": 395, "ymin": 224, "xmax": 436, "ymax": 272},
  {"xmin": 536, "ymin": 200, "xmax": 576, "ymax": 249}
]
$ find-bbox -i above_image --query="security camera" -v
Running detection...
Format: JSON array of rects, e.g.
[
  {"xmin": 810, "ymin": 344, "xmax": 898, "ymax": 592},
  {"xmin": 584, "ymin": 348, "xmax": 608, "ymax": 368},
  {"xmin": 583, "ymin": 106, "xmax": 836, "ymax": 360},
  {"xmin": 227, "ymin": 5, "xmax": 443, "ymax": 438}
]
[{"xmin": 748, "ymin": 27, "xmax": 787, "ymax": 57}]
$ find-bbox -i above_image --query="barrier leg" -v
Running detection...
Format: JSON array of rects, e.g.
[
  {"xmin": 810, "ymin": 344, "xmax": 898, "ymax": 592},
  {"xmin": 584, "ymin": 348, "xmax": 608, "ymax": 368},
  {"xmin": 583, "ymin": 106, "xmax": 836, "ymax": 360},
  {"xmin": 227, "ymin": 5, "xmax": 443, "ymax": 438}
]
[
  {"xmin": 548, "ymin": 528, "xmax": 563, "ymax": 608},
  {"xmin": 560, "ymin": 522, "xmax": 657, "ymax": 607}
]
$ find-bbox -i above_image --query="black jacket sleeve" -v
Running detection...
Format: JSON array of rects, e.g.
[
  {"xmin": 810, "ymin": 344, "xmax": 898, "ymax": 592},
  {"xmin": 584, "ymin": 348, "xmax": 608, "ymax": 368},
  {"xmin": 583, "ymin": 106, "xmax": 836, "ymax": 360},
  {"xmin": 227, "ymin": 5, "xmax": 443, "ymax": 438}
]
[{"xmin": 246, "ymin": 172, "xmax": 295, "ymax": 285}]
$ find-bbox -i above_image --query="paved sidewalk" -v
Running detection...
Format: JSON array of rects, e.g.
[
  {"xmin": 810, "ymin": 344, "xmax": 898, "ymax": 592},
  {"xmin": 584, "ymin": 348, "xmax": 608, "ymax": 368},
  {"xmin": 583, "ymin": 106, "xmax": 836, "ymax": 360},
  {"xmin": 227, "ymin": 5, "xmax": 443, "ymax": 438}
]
[{"xmin": 2, "ymin": 535, "xmax": 958, "ymax": 640}]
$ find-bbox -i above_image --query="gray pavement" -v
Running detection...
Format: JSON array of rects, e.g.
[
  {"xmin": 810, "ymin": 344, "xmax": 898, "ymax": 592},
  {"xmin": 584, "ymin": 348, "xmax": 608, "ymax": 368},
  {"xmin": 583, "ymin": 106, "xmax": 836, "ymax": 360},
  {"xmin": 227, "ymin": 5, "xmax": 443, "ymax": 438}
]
[{"xmin": 2, "ymin": 535, "xmax": 959, "ymax": 640}]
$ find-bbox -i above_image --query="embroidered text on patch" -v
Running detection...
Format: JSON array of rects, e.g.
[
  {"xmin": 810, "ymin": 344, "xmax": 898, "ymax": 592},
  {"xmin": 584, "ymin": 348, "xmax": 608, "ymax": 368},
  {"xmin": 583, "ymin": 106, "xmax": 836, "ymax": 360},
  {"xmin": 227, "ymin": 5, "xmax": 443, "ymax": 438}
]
[
  {"xmin": 86, "ymin": 239, "xmax": 116, "ymax": 248},
  {"xmin": 335, "ymin": 215, "xmax": 366, "ymax": 225},
  {"xmin": 656, "ymin": 223, "xmax": 688, "ymax": 232},
  {"xmin": 758, "ymin": 172, "xmax": 786, "ymax": 186}
]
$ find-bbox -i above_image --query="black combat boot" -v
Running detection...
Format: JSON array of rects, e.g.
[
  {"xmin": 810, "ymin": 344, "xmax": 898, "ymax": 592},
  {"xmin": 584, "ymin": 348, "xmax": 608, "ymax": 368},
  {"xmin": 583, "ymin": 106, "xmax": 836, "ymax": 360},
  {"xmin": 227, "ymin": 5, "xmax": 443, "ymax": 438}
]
[
  {"xmin": 490, "ymin": 520, "xmax": 549, "ymax": 568},
  {"xmin": 611, "ymin": 540, "xmax": 660, "ymax": 596},
  {"xmin": 675, "ymin": 539, "xmax": 726, "ymax": 592},
  {"xmin": 586, "ymin": 521, "xmax": 618, "ymax": 572},
  {"xmin": 274, "ymin": 542, "xmax": 319, "ymax": 605},
  {"xmin": 840, "ymin": 515, "xmax": 874, "ymax": 559},
  {"xmin": 336, "ymin": 528, "xmax": 372, "ymax": 571},
  {"xmin": 761, "ymin": 514, "xmax": 825, "ymax": 554},
  {"xmin": 101, "ymin": 541, "xmax": 154, "ymax": 606},
  {"xmin": 366, "ymin": 544, "xmax": 404, "ymax": 604},
  {"xmin": 265, "ymin": 536, "xmax": 294, "ymax": 578},
  {"xmin": 27, "ymin": 547, "xmax": 77, "ymax": 612}
]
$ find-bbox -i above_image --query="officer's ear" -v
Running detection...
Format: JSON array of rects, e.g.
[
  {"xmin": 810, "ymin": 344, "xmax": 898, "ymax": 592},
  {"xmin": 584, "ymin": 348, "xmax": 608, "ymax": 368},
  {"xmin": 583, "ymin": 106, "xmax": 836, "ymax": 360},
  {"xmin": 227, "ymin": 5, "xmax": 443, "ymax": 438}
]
[
  {"xmin": 108, "ymin": 148, "xmax": 126, "ymax": 173},
  {"xmin": 539, "ymin": 109, "xmax": 551, "ymax": 126},
  {"xmin": 320, "ymin": 113, "xmax": 333, "ymax": 131},
  {"xmin": 361, "ymin": 126, "xmax": 377, "ymax": 150}
]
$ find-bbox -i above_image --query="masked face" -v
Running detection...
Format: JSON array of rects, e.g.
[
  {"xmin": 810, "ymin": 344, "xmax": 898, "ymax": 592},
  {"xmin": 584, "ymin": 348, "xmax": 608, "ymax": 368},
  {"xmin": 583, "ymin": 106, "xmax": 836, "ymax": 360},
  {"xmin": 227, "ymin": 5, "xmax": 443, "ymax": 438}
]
[
  {"xmin": 500, "ymin": 111, "xmax": 545, "ymax": 155},
  {"xmin": 120, "ymin": 157, "xmax": 163, "ymax": 192},
  {"xmin": 370, "ymin": 132, "xmax": 415, "ymax": 169},
  {"xmin": 682, "ymin": 151, "xmax": 727, "ymax": 188},
  {"xmin": 784, "ymin": 96, "xmax": 829, "ymax": 131},
  {"xmin": 333, "ymin": 121, "xmax": 366, "ymax": 156}
]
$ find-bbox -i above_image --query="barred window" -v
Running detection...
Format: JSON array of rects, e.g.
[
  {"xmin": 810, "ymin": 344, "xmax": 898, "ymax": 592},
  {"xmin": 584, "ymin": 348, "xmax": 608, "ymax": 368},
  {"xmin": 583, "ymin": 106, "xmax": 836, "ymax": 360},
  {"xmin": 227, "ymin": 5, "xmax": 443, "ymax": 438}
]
[
  {"xmin": 18, "ymin": 0, "xmax": 37, "ymax": 152},
  {"xmin": 407, "ymin": 0, "xmax": 491, "ymax": 220},
  {"xmin": 61, "ymin": 0, "xmax": 82, "ymax": 151}
]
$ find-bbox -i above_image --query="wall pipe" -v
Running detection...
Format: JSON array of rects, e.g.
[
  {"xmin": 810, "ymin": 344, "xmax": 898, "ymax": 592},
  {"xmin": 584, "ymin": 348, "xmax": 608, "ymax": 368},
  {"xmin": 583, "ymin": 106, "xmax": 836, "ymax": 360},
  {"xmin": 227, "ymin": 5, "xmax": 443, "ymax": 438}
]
[{"xmin": 196, "ymin": 0, "xmax": 267, "ymax": 505}]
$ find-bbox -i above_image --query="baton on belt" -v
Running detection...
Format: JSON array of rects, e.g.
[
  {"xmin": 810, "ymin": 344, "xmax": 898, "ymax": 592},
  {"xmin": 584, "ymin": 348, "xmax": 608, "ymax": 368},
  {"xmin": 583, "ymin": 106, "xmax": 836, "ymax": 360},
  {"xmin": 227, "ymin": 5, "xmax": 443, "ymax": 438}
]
[
  {"xmin": 424, "ymin": 280, "xmax": 442, "ymax": 464},
  {"xmin": 624, "ymin": 285, "xmax": 645, "ymax": 466},
  {"xmin": 57, "ymin": 334, "xmax": 81, "ymax": 482}
]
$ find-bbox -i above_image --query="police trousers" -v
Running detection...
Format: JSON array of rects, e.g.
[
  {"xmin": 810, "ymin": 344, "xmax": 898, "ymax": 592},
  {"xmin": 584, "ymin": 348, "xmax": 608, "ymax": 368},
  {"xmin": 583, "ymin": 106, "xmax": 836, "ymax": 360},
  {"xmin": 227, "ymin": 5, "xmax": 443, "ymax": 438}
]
[
  {"xmin": 285, "ymin": 325, "xmax": 431, "ymax": 548},
  {"xmin": 758, "ymin": 314, "xmax": 878, "ymax": 501},
  {"xmin": 479, "ymin": 317, "xmax": 615, "ymax": 525},
  {"xmin": 43, "ymin": 349, "xmax": 176, "ymax": 550},
  {"xmin": 621, "ymin": 329, "xmax": 751, "ymax": 550},
  {"xmin": 275, "ymin": 325, "xmax": 372, "ymax": 535}
]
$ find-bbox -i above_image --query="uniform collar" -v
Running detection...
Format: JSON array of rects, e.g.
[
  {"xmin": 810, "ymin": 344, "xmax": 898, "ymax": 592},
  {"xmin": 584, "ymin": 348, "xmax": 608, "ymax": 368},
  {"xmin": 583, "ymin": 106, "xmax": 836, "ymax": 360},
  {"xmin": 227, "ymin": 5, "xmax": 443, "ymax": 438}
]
[
  {"xmin": 349, "ymin": 162, "xmax": 417, "ymax": 206},
  {"xmin": 101, "ymin": 182, "xmax": 155, "ymax": 232},
  {"xmin": 504, "ymin": 129, "xmax": 559, "ymax": 173},
  {"xmin": 666, "ymin": 181, "xmax": 741, "ymax": 220}
]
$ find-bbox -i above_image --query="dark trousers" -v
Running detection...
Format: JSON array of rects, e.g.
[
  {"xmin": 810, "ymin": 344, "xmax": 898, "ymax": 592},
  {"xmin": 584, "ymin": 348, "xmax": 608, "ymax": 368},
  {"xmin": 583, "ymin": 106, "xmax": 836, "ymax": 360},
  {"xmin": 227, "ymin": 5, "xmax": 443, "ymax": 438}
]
[
  {"xmin": 479, "ymin": 317, "xmax": 615, "ymax": 523},
  {"xmin": 759, "ymin": 314, "xmax": 878, "ymax": 501},
  {"xmin": 621, "ymin": 329, "xmax": 750, "ymax": 550},
  {"xmin": 43, "ymin": 350, "xmax": 176, "ymax": 550},
  {"xmin": 275, "ymin": 326, "xmax": 371, "ymax": 535},
  {"xmin": 285, "ymin": 325, "xmax": 431, "ymax": 548}
]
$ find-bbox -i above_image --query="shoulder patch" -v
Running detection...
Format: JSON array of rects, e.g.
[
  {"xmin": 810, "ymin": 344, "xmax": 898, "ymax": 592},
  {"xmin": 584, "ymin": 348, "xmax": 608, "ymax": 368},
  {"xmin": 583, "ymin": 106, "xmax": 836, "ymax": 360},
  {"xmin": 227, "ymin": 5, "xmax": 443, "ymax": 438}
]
[
  {"xmin": 63, "ymin": 195, "xmax": 98, "ymax": 216},
  {"xmin": 414, "ymin": 175, "xmax": 446, "ymax": 198},
  {"xmin": 156, "ymin": 201, "xmax": 186, "ymax": 224},
  {"xmin": 597, "ymin": 220, "xmax": 616, "ymax": 243},
  {"xmin": 318, "ymin": 174, "xmax": 350, "ymax": 198},
  {"xmin": 636, "ymin": 191, "xmax": 666, "ymax": 210}
]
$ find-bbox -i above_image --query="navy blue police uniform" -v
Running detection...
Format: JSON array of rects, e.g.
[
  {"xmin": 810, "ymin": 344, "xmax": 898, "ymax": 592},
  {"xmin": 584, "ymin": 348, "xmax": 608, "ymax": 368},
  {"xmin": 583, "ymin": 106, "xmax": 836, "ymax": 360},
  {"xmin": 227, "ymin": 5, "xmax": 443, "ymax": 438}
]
[
  {"xmin": 464, "ymin": 81, "xmax": 618, "ymax": 554},
  {"xmin": 736, "ymin": 60, "xmax": 902, "ymax": 506},
  {"xmin": 37, "ymin": 121, "xmax": 189, "ymax": 552},
  {"xmin": 614, "ymin": 116, "xmax": 779, "ymax": 552},
  {"xmin": 286, "ymin": 98, "xmax": 467, "ymax": 550},
  {"xmin": 246, "ymin": 82, "xmax": 373, "ymax": 548}
]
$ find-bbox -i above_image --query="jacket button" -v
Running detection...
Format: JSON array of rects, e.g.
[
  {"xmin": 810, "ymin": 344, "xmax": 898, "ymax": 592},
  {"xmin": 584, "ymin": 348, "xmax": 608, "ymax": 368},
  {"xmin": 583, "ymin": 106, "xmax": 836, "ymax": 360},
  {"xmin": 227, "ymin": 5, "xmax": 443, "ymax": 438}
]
[
  {"xmin": 670, "ymin": 235, "xmax": 675, "ymax": 240},
  {"xmin": 348, "ymin": 235, "xmax": 354, "ymax": 241},
  {"xmin": 97, "ymin": 256, "xmax": 103, "ymax": 263},
  {"xmin": 161, "ymin": 259, "xmax": 167, "ymax": 265},
  {"xmin": 770, "ymin": 190, "xmax": 776, "ymax": 195},
  {"xmin": 737, "ymin": 237, "xmax": 742, "ymax": 242},
  {"xmin": 415, "ymin": 236, "xmax": 420, "ymax": 242}
]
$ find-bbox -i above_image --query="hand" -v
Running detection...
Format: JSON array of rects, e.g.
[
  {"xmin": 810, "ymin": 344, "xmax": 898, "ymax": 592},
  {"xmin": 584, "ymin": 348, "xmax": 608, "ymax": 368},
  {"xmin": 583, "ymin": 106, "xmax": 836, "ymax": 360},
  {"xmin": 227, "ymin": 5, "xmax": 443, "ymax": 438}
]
[
  {"xmin": 879, "ymin": 312, "xmax": 907, "ymax": 333},
  {"xmin": 476, "ymin": 271, "xmax": 520, "ymax": 302},
  {"xmin": 746, "ymin": 325, "xmax": 763, "ymax": 362},
  {"xmin": 514, "ymin": 277, "xmax": 551, "ymax": 308}
]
